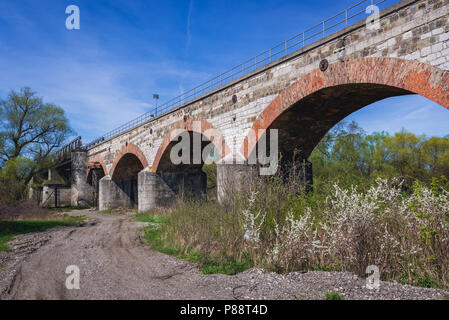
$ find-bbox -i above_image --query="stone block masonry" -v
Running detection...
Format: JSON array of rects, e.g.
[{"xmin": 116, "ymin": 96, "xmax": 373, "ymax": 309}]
[{"xmin": 63, "ymin": 0, "xmax": 449, "ymax": 211}]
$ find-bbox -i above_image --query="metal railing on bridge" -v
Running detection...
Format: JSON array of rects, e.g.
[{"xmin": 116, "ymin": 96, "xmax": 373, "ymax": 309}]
[
  {"xmin": 55, "ymin": 136, "xmax": 82, "ymax": 160},
  {"xmin": 85, "ymin": 0, "xmax": 398, "ymax": 149}
]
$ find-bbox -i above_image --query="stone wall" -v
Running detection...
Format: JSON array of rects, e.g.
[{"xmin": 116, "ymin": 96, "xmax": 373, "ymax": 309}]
[
  {"xmin": 87, "ymin": 0, "xmax": 449, "ymax": 173},
  {"xmin": 82, "ymin": 0, "xmax": 449, "ymax": 211}
]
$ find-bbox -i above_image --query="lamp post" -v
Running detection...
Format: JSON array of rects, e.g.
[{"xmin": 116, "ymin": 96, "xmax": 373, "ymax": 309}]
[{"xmin": 153, "ymin": 94, "xmax": 159, "ymax": 116}]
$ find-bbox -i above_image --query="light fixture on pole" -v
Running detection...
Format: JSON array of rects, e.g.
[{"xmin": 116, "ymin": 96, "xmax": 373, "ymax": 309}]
[{"xmin": 153, "ymin": 94, "xmax": 159, "ymax": 116}]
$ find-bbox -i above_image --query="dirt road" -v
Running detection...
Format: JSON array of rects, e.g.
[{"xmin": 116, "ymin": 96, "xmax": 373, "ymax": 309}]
[{"xmin": 0, "ymin": 209, "xmax": 447, "ymax": 300}]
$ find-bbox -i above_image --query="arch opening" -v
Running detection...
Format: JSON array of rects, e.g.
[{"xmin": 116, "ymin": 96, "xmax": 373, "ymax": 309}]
[
  {"xmin": 156, "ymin": 130, "xmax": 220, "ymax": 200},
  {"xmin": 87, "ymin": 163, "xmax": 106, "ymax": 208},
  {"xmin": 244, "ymin": 58, "xmax": 449, "ymax": 164},
  {"xmin": 267, "ymin": 83, "xmax": 413, "ymax": 163},
  {"xmin": 111, "ymin": 153, "xmax": 144, "ymax": 208},
  {"xmin": 244, "ymin": 58, "xmax": 449, "ymax": 192},
  {"xmin": 250, "ymin": 83, "xmax": 448, "ymax": 192}
]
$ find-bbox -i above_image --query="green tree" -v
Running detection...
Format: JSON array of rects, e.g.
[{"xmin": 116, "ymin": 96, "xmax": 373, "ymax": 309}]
[
  {"xmin": 310, "ymin": 121, "xmax": 449, "ymax": 190},
  {"xmin": 383, "ymin": 130, "xmax": 425, "ymax": 179},
  {"xmin": 331, "ymin": 121, "xmax": 367, "ymax": 176},
  {"xmin": 364, "ymin": 131, "xmax": 391, "ymax": 177},
  {"xmin": 0, "ymin": 87, "xmax": 72, "ymax": 182},
  {"xmin": 420, "ymin": 137, "xmax": 449, "ymax": 179}
]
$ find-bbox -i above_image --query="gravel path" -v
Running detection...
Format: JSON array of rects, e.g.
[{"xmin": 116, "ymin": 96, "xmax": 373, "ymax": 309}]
[{"xmin": 0, "ymin": 209, "xmax": 447, "ymax": 300}]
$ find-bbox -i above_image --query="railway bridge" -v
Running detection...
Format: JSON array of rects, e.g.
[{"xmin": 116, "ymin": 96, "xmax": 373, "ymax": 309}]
[{"xmin": 37, "ymin": 0, "xmax": 449, "ymax": 212}]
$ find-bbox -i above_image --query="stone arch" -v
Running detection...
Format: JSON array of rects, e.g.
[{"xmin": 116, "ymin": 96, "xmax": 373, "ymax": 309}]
[
  {"xmin": 86, "ymin": 155, "xmax": 108, "ymax": 180},
  {"xmin": 86, "ymin": 155, "xmax": 108, "ymax": 208},
  {"xmin": 152, "ymin": 118, "xmax": 231, "ymax": 172},
  {"xmin": 110, "ymin": 143, "xmax": 149, "ymax": 178},
  {"xmin": 241, "ymin": 57, "xmax": 449, "ymax": 160}
]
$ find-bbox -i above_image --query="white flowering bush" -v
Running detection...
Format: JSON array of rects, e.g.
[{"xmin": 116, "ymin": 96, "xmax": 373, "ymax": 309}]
[
  {"xmin": 262, "ymin": 178, "xmax": 449, "ymax": 287},
  {"xmin": 241, "ymin": 191, "xmax": 265, "ymax": 245},
  {"xmin": 157, "ymin": 172, "xmax": 449, "ymax": 287}
]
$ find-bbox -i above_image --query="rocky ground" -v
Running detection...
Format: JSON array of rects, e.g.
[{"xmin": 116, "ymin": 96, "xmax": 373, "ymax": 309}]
[{"xmin": 0, "ymin": 209, "xmax": 448, "ymax": 300}]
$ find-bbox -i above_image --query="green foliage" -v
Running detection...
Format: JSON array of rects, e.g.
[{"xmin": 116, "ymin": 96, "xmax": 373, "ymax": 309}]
[
  {"xmin": 48, "ymin": 206, "xmax": 91, "ymax": 211},
  {"xmin": 416, "ymin": 274, "xmax": 439, "ymax": 289},
  {"xmin": 324, "ymin": 292, "xmax": 343, "ymax": 300},
  {"xmin": 144, "ymin": 171, "xmax": 449, "ymax": 288},
  {"xmin": 310, "ymin": 121, "xmax": 449, "ymax": 190},
  {"xmin": 199, "ymin": 256, "xmax": 253, "ymax": 275},
  {"xmin": 138, "ymin": 213, "xmax": 253, "ymax": 275},
  {"xmin": 0, "ymin": 87, "xmax": 74, "ymax": 205},
  {"xmin": 0, "ymin": 159, "xmax": 28, "ymax": 206},
  {"xmin": 0, "ymin": 87, "xmax": 72, "ymax": 166}
]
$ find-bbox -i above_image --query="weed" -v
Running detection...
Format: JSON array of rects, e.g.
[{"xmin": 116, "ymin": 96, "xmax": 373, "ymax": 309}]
[{"xmin": 324, "ymin": 292, "xmax": 343, "ymax": 300}]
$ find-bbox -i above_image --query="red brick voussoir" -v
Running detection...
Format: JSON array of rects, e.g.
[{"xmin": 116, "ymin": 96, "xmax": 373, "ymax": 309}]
[
  {"xmin": 152, "ymin": 118, "xmax": 231, "ymax": 172},
  {"xmin": 86, "ymin": 154, "xmax": 108, "ymax": 179},
  {"xmin": 109, "ymin": 143, "xmax": 149, "ymax": 178},
  {"xmin": 241, "ymin": 57, "xmax": 449, "ymax": 160}
]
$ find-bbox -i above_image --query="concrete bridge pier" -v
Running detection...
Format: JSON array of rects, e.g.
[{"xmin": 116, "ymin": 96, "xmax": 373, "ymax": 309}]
[
  {"xmin": 71, "ymin": 149, "xmax": 93, "ymax": 206},
  {"xmin": 217, "ymin": 162, "xmax": 258, "ymax": 203},
  {"xmin": 137, "ymin": 168, "xmax": 207, "ymax": 213},
  {"xmin": 216, "ymin": 158, "xmax": 313, "ymax": 202},
  {"xmin": 98, "ymin": 175, "xmax": 132, "ymax": 211},
  {"xmin": 137, "ymin": 169, "xmax": 176, "ymax": 213}
]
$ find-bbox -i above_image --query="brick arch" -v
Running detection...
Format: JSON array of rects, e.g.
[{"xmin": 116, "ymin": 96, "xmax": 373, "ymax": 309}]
[
  {"xmin": 110, "ymin": 143, "xmax": 149, "ymax": 178},
  {"xmin": 86, "ymin": 154, "xmax": 108, "ymax": 180},
  {"xmin": 241, "ymin": 57, "xmax": 449, "ymax": 159},
  {"xmin": 152, "ymin": 118, "xmax": 231, "ymax": 172}
]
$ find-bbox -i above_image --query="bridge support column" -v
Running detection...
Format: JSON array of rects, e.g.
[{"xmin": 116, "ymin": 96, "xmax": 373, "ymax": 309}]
[
  {"xmin": 71, "ymin": 149, "xmax": 93, "ymax": 207},
  {"xmin": 98, "ymin": 175, "xmax": 130, "ymax": 211},
  {"xmin": 137, "ymin": 169, "xmax": 176, "ymax": 213},
  {"xmin": 216, "ymin": 160, "xmax": 313, "ymax": 201},
  {"xmin": 158, "ymin": 171, "xmax": 207, "ymax": 199},
  {"xmin": 217, "ymin": 163, "xmax": 258, "ymax": 203}
]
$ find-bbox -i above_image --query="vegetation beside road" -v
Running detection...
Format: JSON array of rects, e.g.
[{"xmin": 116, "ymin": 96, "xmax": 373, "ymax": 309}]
[
  {"xmin": 138, "ymin": 121, "xmax": 449, "ymax": 288},
  {"xmin": 0, "ymin": 87, "xmax": 72, "ymax": 207},
  {"xmin": 135, "ymin": 213, "xmax": 252, "ymax": 275}
]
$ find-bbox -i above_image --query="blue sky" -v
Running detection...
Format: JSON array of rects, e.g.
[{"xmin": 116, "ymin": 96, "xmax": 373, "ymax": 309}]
[{"xmin": 1, "ymin": 0, "xmax": 448, "ymax": 144}]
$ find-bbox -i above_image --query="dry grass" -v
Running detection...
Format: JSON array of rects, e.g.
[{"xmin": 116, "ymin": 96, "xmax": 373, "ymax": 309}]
[{"xmin": 0, "ymin": 200, "xmax": 70, "ymax": 221}]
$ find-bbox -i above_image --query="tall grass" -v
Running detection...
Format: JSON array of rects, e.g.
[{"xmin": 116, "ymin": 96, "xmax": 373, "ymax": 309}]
[{"xmin": 143, "ymin": 168, "xmax": 449, "ymax": 288}]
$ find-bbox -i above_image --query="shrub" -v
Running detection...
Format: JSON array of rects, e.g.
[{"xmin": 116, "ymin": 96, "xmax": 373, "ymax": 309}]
[
  {"xmin": 144, "ymin": 171, "xmax": 449, "ymax": 288},
  {"xmin": 324, "ymin": 292, "xmax": 343, "ymax": 300}
]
